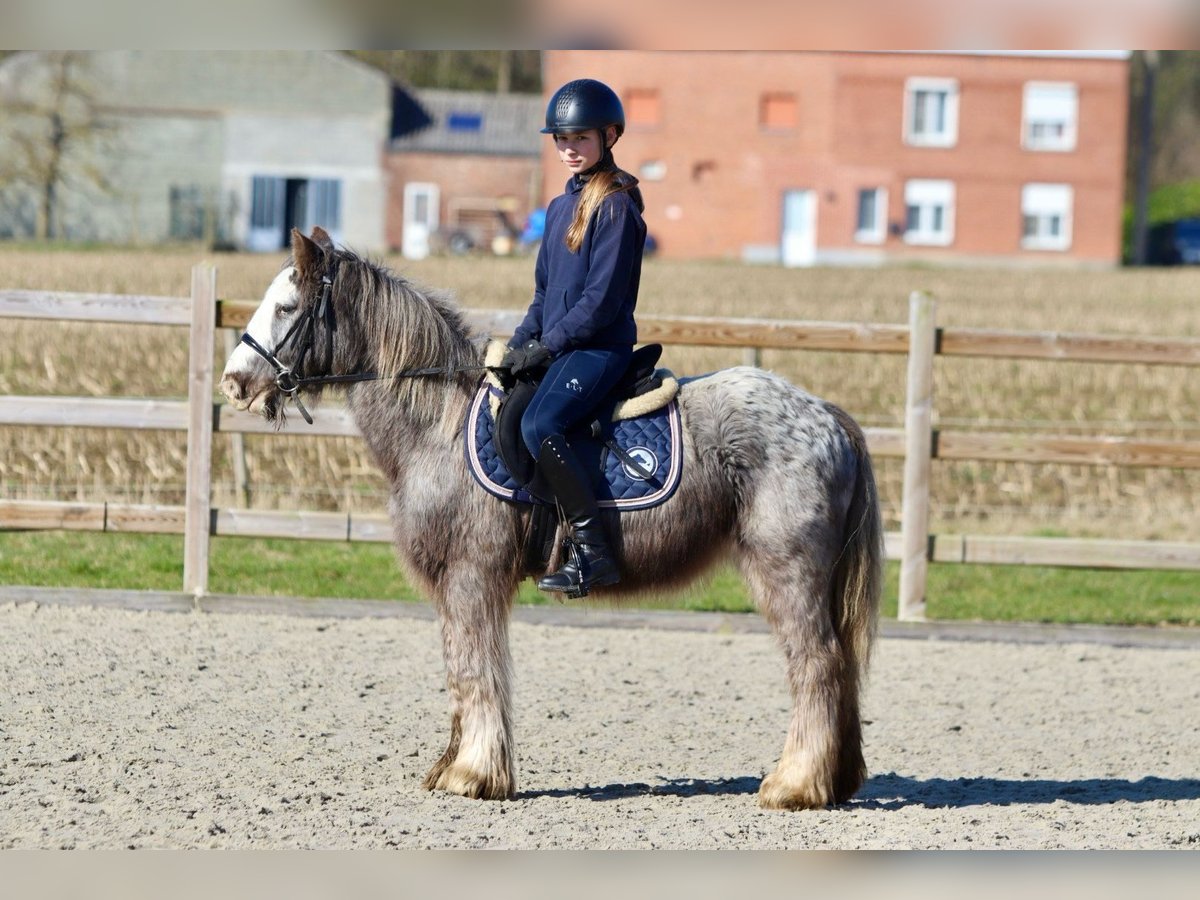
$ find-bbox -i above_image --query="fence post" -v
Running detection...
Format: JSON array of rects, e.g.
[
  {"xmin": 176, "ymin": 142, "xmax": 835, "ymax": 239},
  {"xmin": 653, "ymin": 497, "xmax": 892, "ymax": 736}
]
[
  {"xmin": 222, "ymin": 328, "xmax": 251, "ymax": 507},
  {"xmin": 184, "ymin": 264, "xmax": 217, "ymax": 597},
  {"xmin": 899, "ymin": 291, "xmax": 936, "ymax": 621}
]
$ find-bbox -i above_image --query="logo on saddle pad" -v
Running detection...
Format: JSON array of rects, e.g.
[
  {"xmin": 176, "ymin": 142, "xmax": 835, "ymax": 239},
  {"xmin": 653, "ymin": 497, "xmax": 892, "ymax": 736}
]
[
  {"xmin": 621, "ymin": 447, "xmax": 659, "ymax": 481},
  {"xmin": 565, "ymin": 377, "xmax": 583, "ymax": 393}
]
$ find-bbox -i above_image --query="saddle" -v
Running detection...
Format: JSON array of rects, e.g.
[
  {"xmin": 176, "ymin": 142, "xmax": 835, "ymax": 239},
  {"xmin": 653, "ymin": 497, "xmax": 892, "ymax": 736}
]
[
  {"xmin": 465, "ymin": 340, "xmax": 685, "ymax": 570},
  {"xmin": 484, "ymin": 340, "xmax": 675, "ymax": 491}
]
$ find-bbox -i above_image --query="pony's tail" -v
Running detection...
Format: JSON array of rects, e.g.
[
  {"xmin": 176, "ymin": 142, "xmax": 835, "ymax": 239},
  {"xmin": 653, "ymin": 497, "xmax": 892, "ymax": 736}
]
[
  {"xmin": 826, "ymin": 405, "xmax": 884, "ymax": 801},
  {"xmin": 833, "ymin": 415, "xmax": 883, "ymax": 672}
]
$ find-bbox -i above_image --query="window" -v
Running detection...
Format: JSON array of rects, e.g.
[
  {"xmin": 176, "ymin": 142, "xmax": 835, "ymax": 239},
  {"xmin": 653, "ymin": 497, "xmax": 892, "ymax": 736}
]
[
  {"xmin": 1022, "ymin": 82, "xmax": 1078, "ymax": 151},
  {"xmin": 1021, "ymin": 183, "xmax": 1073, "ymax": 250},
  {"xmin": 250, "ymin": 176, "xmax": 283, "ymax": 230},
  {"xmin": 170, "ymin": 185, "xmax": 230, "ymax": 243},
  {"xmin": 303, "ymin": 178, "xmax": 342, "ymax": 233},
  {"xmin": 626, "ymin": 89, "xmax": 661, "ymax": 128},
  {"xmin": 169, "ymin": 186, "xmax": 207, "ymax": 240},
  {"xmin": 447, "ymin": 112, "xmax": 483, "ymax": 132},
  {"xmin": 855, "ymin": 188, "xmax": 887, "ymax": 244},
  {"xmin": 760, "ymin": 92, "xmax": 798, "ymax": 130},
  {"xmin": 904, "ymin": 78, "xmax": 959, "ymax": 147},
  {"xmin": 904, "ymin": 179, "xmax": 955, "ymax": 246},
  {"xmin": 639, "ymin": 160, "xmax": 667, "ymax": 182}
]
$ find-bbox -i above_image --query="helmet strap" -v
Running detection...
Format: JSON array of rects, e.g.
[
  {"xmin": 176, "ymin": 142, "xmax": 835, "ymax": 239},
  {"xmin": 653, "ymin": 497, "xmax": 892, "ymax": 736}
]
[{"xmin": 578, "ymin": 147, "xmax": 616, "ymax": 181}]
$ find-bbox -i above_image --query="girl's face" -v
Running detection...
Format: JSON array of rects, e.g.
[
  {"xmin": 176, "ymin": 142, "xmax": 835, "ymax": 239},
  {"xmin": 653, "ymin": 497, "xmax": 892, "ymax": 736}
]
[{"xmin": 554, "ymin": 127, "xmax": 614, "ymax": 174}]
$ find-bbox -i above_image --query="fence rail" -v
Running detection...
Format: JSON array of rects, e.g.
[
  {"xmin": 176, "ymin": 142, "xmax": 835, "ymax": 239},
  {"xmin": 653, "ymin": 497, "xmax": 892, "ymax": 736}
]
[{"xmin": 4, "ymin": 269, "xmax": 1200, "ymax": 619}]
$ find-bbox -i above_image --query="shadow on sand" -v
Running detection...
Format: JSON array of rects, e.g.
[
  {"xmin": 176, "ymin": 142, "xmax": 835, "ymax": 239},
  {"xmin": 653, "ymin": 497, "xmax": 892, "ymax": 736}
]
[
  {"xmin": 518, "ymin": 777, "xmax": 761, "ymax": 801},
  {"xmin": 855, "ymin": 773, "xmax": 1200, "ymax": 810},
  {"xmin": 519, "ymin": 774, "xmax": 1200, "ymax": 809}
]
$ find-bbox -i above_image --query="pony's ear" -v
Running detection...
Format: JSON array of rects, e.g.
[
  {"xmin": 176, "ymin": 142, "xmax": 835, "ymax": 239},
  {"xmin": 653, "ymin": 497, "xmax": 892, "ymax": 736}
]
[
  {"xmin": 310, "ymin": 226, "xmax": 335, "ymax": 253},
  {"xmin": 292, "ymin": 227, "xmax": 323, "ymax": 275}
]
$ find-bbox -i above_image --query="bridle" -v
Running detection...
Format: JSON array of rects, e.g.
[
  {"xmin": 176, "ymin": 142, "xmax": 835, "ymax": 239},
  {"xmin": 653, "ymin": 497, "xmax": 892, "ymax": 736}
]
[{"xmin": 238, "ymin": 261, "xmax": 491, "ymax": 424}]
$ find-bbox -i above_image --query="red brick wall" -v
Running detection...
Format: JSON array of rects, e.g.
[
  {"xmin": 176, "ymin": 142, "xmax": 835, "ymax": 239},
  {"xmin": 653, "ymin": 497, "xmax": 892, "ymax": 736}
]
[
  {"xmin": 543, "ymin": 51, "xmax": 1129, "ymax": 265},
  {"xmin": 384, "ymin": 153, "xmax": 541, "ymax": 251}
]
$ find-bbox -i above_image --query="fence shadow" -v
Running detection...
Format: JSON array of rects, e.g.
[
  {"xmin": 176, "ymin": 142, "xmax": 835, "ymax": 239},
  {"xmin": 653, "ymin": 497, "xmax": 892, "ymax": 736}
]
[{"xmin": 518, "ymin": 773, "xmax": 1200, "ymax": 808}]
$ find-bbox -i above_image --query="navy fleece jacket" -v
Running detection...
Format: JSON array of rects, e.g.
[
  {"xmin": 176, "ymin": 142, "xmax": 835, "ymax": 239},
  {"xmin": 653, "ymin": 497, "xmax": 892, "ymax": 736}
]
[{"xmin": 511, "ymin": 174, "xmax": 646, "ymax": 354}]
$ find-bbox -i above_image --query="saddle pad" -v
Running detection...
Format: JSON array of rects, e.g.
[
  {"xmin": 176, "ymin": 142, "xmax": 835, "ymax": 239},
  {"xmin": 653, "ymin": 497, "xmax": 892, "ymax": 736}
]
[{"xmin": 464, "ymin": 380, "xmax": 683, "ymax": 510}]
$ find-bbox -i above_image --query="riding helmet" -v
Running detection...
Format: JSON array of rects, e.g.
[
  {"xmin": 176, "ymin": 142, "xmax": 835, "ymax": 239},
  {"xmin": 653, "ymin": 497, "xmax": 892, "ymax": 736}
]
[{"xmin": 541, "ymin": 79, "xmax": 625, "ymax": 136}]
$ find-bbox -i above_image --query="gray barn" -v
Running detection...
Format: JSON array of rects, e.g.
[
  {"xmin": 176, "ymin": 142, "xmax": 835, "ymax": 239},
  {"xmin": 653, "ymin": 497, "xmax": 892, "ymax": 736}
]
[{"xmin": 0, "ymin": 51, "xmax": 396, "ymax": 251}]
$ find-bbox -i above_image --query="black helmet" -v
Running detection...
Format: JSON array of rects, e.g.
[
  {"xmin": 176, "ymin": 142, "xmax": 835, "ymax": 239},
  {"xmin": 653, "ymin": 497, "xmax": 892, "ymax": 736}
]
[{"xmin": 541, "ymin": 79, "xmax": 625, "ymax": 136}]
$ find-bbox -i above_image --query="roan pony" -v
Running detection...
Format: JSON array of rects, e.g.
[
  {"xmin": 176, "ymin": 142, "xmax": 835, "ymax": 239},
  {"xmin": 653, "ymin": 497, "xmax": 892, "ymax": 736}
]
[{"xmin": 219, "ymin": 227, "xmax": 883, "ymax": 810}]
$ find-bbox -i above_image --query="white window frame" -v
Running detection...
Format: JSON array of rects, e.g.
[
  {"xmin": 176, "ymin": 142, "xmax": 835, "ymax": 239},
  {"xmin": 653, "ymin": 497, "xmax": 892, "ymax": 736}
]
[
  {"xmin": 1022, "ymin": 82, "xmax": 1078, "ymax": 152},
  {"xmin": 1021, "ymin": 183, "xmax": 1073, "ymax": 251},
  {"xmin": 639, "ymin": 160, "xmax": 667, "ymax": 182},
  {"xmin": 854, "ymin": 187, "xmax": 888, "ymax": 244},
  {"xmin": 904, "ymin": 179, "xmax": 955, "ymax": 246},
  {"xmin": 903, "ymin": 77, "xmax": 959, "ymax": 148}
]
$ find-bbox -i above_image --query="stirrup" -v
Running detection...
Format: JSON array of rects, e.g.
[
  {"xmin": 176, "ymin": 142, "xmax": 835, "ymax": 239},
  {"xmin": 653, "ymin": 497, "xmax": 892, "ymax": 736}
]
[
  {"xmin": 538, "ymin": 537, "xmax": 619, "ymax": 599},
  {"xmin": 561, "ymin": 541, "xmax": 592, "ymax": 600},
  {"xmin": 539, "ymin": 539, "xmax": 590, "ymax": 599}
]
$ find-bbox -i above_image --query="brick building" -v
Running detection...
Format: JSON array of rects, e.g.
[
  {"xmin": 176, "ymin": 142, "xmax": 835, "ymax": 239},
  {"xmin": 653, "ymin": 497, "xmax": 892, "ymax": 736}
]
[
  {"xmin": 0, "ymin": 51, "xmax": 394, "ymax": 250},
  {"xmin": 386, "ymin": 89, "xmax": 543, "ymax": 257},
  {"xmin": 542, "ymin": 51, "xmax": 1130, "ymax": 266}
]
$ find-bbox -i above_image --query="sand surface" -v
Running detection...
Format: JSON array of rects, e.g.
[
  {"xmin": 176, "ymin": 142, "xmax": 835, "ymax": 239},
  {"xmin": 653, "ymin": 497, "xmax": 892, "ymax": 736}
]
[{"xmin": 1, "ymin": 601, "xmax": 1198, "ymax": 849}]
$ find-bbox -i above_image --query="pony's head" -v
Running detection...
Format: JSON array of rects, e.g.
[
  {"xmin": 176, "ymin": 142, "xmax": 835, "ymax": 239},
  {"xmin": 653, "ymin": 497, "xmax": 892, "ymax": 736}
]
[{"xmin": 219, "ymin": 226, "xmax": 338, "ymax": 424}]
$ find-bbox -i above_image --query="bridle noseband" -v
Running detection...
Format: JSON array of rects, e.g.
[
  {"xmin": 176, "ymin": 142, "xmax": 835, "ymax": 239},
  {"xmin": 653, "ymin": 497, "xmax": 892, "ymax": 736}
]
[{"xmin": 238, "ymin": 261, "xmax": 490, "ymax": 424}]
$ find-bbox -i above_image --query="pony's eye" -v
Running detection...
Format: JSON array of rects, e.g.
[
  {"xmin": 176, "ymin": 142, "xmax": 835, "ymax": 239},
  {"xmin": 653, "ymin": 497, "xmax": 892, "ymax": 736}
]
[{"xmin": 276, "ymin": 303, "xmax": 298, "ymax": 318}]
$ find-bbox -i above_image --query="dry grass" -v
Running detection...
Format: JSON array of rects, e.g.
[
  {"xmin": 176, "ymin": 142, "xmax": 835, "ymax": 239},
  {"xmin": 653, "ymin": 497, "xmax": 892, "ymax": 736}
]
[{"xmin": 2, "ymin": 246, "xmax": 1199, "ymax": 542}]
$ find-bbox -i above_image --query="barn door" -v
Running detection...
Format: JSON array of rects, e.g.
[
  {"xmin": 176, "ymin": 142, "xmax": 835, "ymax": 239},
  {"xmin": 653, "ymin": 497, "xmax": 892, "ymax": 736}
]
[
  {"xmin": 247, "ymin": 176, "xmax": 285, "ymax": 252},
  {"xmin": 402, "ymin": 182, "xmax": 440, "ymax": 260},
  {"xmin": 781, "ymin": 189, "xmax": 817, "ymax": 267},
  {"xmin": 300, "ymin": 178, "xmax": 343, "ymax": 244}
]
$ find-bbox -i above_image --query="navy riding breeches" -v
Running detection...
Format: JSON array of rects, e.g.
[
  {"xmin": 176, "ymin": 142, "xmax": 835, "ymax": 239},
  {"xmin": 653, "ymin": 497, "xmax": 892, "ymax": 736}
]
[{"xmin": 520, "ymin": 347, "xmax": 633, "ymax": 455}]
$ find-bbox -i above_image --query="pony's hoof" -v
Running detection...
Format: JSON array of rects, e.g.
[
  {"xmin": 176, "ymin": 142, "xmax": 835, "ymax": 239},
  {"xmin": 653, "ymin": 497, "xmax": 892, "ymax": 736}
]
[
  {"xmin": 757, "ymin": 769, "xmax": 831, "ymax": 811},
  {"xmin": 430, "ymin": 762, "xmax": 514, "ymax": 801}
]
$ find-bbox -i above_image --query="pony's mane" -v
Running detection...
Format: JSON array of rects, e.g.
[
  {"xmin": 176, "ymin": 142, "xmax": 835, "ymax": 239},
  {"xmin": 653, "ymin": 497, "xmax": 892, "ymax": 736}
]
[
  {"xmin": 325, "ymin": 247, "xmax": 481, "ymax": 433},
  {"xmin": 333, "ymin": 249, "xmax": 477, "ymax": 378}
]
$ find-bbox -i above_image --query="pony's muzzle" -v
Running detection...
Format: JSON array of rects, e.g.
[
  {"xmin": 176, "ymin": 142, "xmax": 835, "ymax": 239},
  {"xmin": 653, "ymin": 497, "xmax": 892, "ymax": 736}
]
[{"xmin": 219, "ymin": 371, "xmax": 253, "ymax": 409}]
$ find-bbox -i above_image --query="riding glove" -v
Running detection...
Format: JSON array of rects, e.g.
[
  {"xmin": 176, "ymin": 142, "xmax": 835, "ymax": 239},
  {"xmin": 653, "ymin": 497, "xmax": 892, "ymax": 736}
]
[{"xmin": 502, "ymin": 339, "xmax": 553, "ymax": 375}]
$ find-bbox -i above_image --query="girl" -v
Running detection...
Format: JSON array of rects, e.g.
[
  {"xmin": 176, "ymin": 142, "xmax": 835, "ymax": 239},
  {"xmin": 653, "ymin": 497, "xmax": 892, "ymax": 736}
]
[{"xmin": 503, "ymin": 78, "xmax": 647, "ymax": 596}]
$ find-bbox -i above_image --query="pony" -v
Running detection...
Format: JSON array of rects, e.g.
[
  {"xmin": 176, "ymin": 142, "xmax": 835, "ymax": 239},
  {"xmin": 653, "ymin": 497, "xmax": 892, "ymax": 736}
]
[{"xmin": 219, "ymin": 227, "xmax": 884, "ymax": 810}]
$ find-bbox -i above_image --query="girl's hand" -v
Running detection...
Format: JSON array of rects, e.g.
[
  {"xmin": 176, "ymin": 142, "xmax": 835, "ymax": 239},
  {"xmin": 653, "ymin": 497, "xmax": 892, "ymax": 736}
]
[{"xmin": 502, "ymin": 339, "xmax": 553, "ymax": 376}]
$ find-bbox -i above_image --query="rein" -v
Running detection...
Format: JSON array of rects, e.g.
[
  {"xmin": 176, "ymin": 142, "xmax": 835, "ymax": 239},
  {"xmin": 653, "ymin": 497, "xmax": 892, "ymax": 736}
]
[{"xmin": 239, "ymin": 266, "xmax": 491, "ymax": 424}]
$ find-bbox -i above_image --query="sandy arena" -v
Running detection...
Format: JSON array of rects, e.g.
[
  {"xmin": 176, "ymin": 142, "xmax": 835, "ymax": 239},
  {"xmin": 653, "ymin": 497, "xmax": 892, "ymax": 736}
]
[{"xmin": 1, "ymin": 598, "xmax": 1197, "ymax": 849}]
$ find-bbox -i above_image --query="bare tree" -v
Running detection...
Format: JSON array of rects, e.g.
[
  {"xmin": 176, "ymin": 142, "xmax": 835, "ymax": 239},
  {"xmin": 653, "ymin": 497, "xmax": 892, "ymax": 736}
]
[{"xmin": 0, "ymin": 52, "xmax": 114, "ymax": 240}]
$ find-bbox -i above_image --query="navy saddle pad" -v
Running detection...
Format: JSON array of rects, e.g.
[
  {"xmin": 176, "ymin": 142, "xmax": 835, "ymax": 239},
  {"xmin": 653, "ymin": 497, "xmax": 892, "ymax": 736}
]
[{"xmin": 464, "ymin": 381, "xmax": 683, "ymax": 510}]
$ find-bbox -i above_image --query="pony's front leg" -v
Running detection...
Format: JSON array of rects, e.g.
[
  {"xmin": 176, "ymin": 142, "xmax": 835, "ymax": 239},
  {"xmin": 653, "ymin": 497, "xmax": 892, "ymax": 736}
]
[{"xmin": 422, "ymin": 566, "xmax": 517, "ymax": 800}]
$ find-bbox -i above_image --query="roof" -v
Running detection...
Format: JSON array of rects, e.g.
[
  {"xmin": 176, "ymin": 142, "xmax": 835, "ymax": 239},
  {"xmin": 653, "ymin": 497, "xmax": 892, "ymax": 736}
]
[{"xmin": 390, "ymin": 89, "xmax": 543, "ymax": 157}]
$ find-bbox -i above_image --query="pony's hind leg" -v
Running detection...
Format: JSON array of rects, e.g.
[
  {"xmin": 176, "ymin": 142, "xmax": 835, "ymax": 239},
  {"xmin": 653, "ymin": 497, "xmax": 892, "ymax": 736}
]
[
  {"xmin": 743, "ymin": 548, "xmax": 862, "ymax": 810},
  {"xmin": 423, "ymin": 565, "xmax": 517, "ymax": 801}
]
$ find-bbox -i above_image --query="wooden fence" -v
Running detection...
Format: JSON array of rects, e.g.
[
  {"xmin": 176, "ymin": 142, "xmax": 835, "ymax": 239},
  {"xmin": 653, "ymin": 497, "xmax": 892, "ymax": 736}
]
[{"xmin": 3, "ymin": 264, "xmax": 1200, "ymax": 620}]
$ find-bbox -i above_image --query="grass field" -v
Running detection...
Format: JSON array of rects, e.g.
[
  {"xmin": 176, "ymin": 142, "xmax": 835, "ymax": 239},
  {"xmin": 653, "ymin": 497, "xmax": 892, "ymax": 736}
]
[
  {"xmin": 2, "ymin": 244, "xmax": 1199, "ymax": 622},
  {"xmin": 2, "ymin": 531, "xmax": 1198, "ymax": 626}
]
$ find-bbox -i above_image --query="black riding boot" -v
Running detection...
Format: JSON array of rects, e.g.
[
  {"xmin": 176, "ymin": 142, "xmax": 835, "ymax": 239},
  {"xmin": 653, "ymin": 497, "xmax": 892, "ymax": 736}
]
[{"xmin": 535, "ymin": 434, "xmax": 620, "ymax": 597}]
